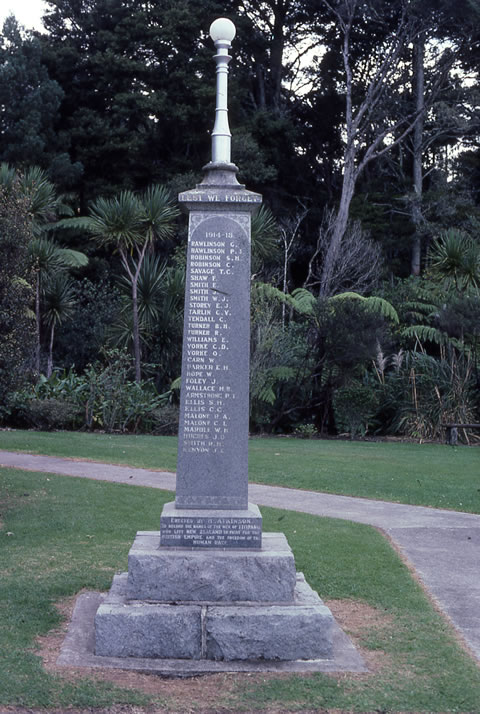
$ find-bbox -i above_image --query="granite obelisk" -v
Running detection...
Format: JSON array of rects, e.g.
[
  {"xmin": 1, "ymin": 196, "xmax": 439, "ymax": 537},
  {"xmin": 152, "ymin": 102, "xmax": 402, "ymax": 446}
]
[
  {"xmin": 159, "ymin": 17, "xmax": 262, "ymax": 548},
  {"xmin": 94, "ymin": 19, "xmax": 336, "ymax": 664}
]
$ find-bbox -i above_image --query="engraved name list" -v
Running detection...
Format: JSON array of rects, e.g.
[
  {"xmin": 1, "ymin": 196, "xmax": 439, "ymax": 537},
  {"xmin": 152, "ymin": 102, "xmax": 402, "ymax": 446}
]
[{"xmin": 175, "ymin": 212, "xmax": 251, "ymax": 511}]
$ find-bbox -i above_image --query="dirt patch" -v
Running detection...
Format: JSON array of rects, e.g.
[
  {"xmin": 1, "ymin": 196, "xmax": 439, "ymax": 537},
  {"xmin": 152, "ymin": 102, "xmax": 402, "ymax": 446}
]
[
  {"xmin": 32, "ymin": 593, "xmax": 395, "ymax": 714},
  {"xmin": 326, "ymin": 598, "xmax": 394, "ymax": 676},
  {"xmin": 36, "ymin": 593, "xmax": 232, "ymax": 700}
]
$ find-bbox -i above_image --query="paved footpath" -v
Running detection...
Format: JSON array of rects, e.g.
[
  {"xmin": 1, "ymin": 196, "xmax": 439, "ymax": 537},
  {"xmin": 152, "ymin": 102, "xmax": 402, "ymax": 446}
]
[{"xmin": 1, "ymin": 450, "xmax": 479, "ymax": 666}]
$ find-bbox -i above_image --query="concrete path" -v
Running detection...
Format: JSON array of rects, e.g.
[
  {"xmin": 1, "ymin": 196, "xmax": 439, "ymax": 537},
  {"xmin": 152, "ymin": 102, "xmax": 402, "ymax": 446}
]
[{"xmin": 1, "ymin": 449, "xmax": 479, "ymax": 665}]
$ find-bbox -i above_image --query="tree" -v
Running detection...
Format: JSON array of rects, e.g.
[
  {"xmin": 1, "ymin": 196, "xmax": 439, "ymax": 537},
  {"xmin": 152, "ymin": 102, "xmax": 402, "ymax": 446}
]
[
  {"xmin": 0, "ymin": 163, "xmax": 88, "ymax": 374},
  {"xmin": 27, "ymin": 238, "xmax": 88, "ymax": 374},
  {"xmin": 71, "ymin": 186, "xmax": 179, "ymax": 382},
  {"xmin": 405, "ymin": 0, "xmax": 480, "ymax": 275},
  {"xmin": 310, "ymin": 1, "xmax": 423, "ymax": 294},
  {"xmin": 39, "ymin": 0, "xmax": 246, "ymax": 203},
  {"xmin": 304, "ymin": 208, "xmax": 382, "ymax": 296},
  {"xmin": 112, "ymin": 256, "xmax": 186, "ymax": 389},
  {"xmin": 0, "ymin": 164, "xmax": 89, "ymax": 374},
  {"xmin": 0, "ymin": 16, "xmax": 81, "ymax": 185},
  {"xmin": 42, "ymin": 273, "xmax": 76, "ymax": 377},
  {"xmin": 304, "ymin": 0, "xmax": 480, "ymax": 291},
  {"xmin": 0, "ymin": 181, "xmax": 35, "ymax": 415}
]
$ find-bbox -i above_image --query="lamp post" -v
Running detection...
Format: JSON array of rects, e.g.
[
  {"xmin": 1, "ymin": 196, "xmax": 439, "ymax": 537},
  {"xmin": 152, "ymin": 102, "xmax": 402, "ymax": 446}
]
[{"xmin": 209, "ymin": 17, "xmax": 236, "ymax": 165}]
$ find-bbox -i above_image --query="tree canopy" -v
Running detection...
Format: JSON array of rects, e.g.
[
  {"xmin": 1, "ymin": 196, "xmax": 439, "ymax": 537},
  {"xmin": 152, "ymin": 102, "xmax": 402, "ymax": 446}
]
[{"xmin": 0, "ymin": 0, "xmax": 479, "ymax": 438}]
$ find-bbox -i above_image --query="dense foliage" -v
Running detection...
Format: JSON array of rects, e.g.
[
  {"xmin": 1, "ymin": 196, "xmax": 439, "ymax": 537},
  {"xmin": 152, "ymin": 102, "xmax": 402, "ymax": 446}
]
[
  {"xmin": 0, "ymin": 180, "xmax": 35, "ymax": 416},
  {"xmin": 0, "ymin": 0, "xmax": 479, "ymax": 439}
]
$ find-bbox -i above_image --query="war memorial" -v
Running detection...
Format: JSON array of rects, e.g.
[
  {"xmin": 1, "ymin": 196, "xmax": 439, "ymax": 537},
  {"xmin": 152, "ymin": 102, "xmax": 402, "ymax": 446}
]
[{"xmin": 92, "ymin": 18, "xmax": 346, "ymax": 668}]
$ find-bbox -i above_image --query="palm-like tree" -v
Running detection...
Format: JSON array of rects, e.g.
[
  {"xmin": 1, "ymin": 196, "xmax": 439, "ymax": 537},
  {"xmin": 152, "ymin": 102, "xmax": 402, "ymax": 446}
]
[
  {"xmin": 18, "ymin": 166, "xmax": 59, "ymax": 230},
  {"xmin": 0, "ymin": 163, "xmax": 70, "ymax": 231},
  {"xmin": 108, "ymin": 256, "xmax": 186, "ymax": 389},
  {"xmin": 28, "ymin": 237, "xmax": 88, "ymax": 373},
  {"xmin": 250, "ymin": 205, "xmax": 280, "ymax": 271},
  {"xmin": 1, "ymin": 164, "xmax": 87, "ymax": 374},
  {"xmin": 429, "ymin": 229, "xmax": 480, "ymax": 293},
  {"xmin": 72, "ymin": 187, "xmax": 179, "ymax": 381},
  {"xmin": 113, "ymin": 254, "xmax": 168, "ymax": 349},
  {"xmin": 42, "ymin": 273, "xmax": 76, "ymax": 377}
]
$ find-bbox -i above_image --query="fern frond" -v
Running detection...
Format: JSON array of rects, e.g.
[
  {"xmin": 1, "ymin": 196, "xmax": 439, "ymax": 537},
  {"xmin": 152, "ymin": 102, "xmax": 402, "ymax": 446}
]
[
  {"xmin": 331, "ymin": 292, "xmax": 399, "ymax": 323},
  {"xmin": 401, "ymin": 325, "xmax": 447, "ymax": 345},
  {"xmin": 251, "ymin": 366, "xmax": 297, "ymax": 404},
  {"xmin": 330, "ymin": 291, "xmax": 364, "ymax": 302},
  {"xmin": 252, "ymin": 282, "xmax": 313, "ymax": 314},
  {"xmin": 257, "ymin": 384, "xmax": 276, "ymax": 405},
  {"xmin": 364, "ymin": 297, "xmax": 399, "ymax": 323},
  {"xmin": 268, "ymin": 366, "xmax": 297, "ymax": 381},
  {"xmin": 170, "ymin": 377, "xmax": 181, "ymax": 390},
  {"xmin": 290, "ymin": 287, "xmax": 317, "ymax": 314},
  {"xmin": 403, "ymin": 300, "xmax": 438, "ymax": 315}
]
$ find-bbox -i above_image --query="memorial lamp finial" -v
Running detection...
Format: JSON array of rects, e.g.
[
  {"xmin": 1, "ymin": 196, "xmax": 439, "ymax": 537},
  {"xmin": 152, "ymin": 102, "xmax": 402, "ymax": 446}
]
[{"xmin": 209, "ymin": 18, "xmax": 236, "ymax": 165}]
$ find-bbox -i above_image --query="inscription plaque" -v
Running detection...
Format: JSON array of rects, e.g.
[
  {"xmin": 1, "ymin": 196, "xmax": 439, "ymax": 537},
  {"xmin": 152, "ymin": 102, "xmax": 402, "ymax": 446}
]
[{"xmin": 160, "ymin": 503, "xmax": 262, "ymax": 548}]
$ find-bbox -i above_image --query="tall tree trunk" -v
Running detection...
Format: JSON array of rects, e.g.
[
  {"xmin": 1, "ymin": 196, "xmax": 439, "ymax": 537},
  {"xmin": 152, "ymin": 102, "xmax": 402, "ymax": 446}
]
[
  {"xmin": 319, "ymin": 7, "xmax": 357, "ymax": 298},
  {"xmin": 35, "ymin": 271, "xmax": 41, "ymax": 373},
  {"xmin": 131, "ymin": 280, "xmax": 142, "ymax": 383},
  {"xmin": 319, "ymin": 154, "xmax": 356, "ymax": 296},
  {"xmin": 120, "ymin": 245, "xmax": 146, "ymax": 383},
  {"xmin": 411, "ymin": 32, "xmax": 425, "ymax": 276},
  {"xmin": 47, "ymin": 322, "xmax": 55, "ymax": 378},
  {"xmin": 270, "ymin": 1, "xmax": 286, "ymax": 110}
]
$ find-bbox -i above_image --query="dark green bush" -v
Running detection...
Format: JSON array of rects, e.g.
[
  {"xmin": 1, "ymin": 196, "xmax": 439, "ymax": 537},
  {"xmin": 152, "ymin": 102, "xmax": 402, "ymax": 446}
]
[
  {"xmin": 20, "ymin": 398, "xmax": 82, "ymax": 431},
  {"xmin": 9, "ymin": 351, "xmax": 173, "ymax": 433},
  {"xmin": 151, "ymin": 404, "xmax": 179, "ymax": 435},
  {"xmin": 333, "ymin": 382, "xmax": 379, "ymax": 438}
]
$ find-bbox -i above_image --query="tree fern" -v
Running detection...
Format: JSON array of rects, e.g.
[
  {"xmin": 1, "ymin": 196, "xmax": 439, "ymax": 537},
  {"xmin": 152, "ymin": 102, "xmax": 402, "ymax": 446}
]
[
  {"xmin": 251, "ymin": 366, "xmax": 297, "ymax": 405},
  {"xmin": 291, "ymin": 287, "xmax": 317, "ymax": 314},
  {"xmin": 252, "ymin": 282, "xmax": 313, "ymax": 314},
  {"xmin": 331, "ymin": 292, "xmax": 399, "ymax": 323},
  {"xmin": 401, "ymin": 325, "xmax": 447, "ymax": 345}
]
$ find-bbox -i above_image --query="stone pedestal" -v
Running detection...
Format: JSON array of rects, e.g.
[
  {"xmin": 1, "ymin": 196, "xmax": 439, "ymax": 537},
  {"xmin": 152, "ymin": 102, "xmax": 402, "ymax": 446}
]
[
  {"xmin": 95, "ymin": 532, "xmax": 335, "ymax": 662},
  {"xmin": 127, "ymin": 531, "xmax": 296, "ymax": 602}
]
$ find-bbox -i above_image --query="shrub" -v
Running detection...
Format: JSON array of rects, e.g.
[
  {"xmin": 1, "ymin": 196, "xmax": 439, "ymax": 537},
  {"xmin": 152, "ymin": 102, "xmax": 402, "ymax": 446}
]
[
  {"xmin": 333, "ymin": 382, "xmax": 379, "ymax": 438},
  {"xmin": 20, "ymin": 398, "xmax": 82, "ymax": 431},
  {"xmin": 151, "ymin": 404, "xmax": 180, "ymax": 435},
  {"xmin": 293, "ymin": 423, "xmax": 317, "ymax": 439},
  {"xmin": 9, "ymin": 351, "xmax": 173, "ymax": 433},
  {"xmin": 373, "ymin": 349, "xmax": 479, "ymax": 442}
]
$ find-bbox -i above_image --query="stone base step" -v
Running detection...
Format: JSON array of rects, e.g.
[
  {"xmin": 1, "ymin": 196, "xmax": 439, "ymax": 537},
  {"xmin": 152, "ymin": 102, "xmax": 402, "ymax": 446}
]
[
  {"xmin": 127, "ymin": 530, "xmax": 296, "ymax": 602},
  {"xmin": 95, "ymin": 572, "xmax": 334, "ymax": 661}
]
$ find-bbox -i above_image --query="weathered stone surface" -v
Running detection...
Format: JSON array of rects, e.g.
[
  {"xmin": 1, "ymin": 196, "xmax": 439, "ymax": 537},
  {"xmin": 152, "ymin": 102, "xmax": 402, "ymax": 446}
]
[
  {"xmin": 174, "ymin": 171, "xmax": 261, "ymax": 517},
  {"xmin": 94, "ymin": 569, "xmax": 334, "ymax": 662},
  {"xmin": 127, "ymin": 531, "xmax": 296, "ymax": 603},
  {"xmin": 175, "ymin": 209, "xmax": 253, "ymax": 511},
  {"xmin": 160, "ymin": 500, "xmax": 262, "ymax": 548},
  {"xmin": 95, "ymin": 575, "xmax": 202, "ymax": 659},
  {"xmin": 206, "ymin": 602, "xmax": 334, "ymax": 661},
  {"xmin": 61, "ymin": 590, "xmax": 368, "ymax": 673}
]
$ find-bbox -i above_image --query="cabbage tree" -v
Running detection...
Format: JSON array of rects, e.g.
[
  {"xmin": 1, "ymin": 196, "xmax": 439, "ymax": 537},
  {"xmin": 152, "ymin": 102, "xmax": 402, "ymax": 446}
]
[
  {"xmin": 72, "ymin": 187, "xmax": 179, "ymax": 381},
  {"xmin": 28, "ymin": 237, "xmax": 88, "ymax": 373}
]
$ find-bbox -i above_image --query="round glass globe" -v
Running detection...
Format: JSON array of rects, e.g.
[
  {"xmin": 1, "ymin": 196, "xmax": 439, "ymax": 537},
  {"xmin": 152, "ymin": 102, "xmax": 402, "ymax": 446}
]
[{"xmin": 209, "ymin": 18, "xmax": 236, "ymax": 43}]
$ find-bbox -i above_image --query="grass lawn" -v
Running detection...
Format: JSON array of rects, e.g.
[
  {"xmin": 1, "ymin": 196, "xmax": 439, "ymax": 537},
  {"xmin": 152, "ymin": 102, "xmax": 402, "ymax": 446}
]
[
  {"xmin": 1, "ymin": 467, "xmax": 480, "ymax": 713},
  {"xmin": 1, "ymin": 429, "xmax": 479, "ymax": 513}
]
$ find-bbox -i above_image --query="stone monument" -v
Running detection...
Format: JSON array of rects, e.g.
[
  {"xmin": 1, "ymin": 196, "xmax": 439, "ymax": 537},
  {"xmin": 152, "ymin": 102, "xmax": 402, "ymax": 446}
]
[{"xmin": 94, "ymin": 18, "xmax": 335, "ymax": 663}]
